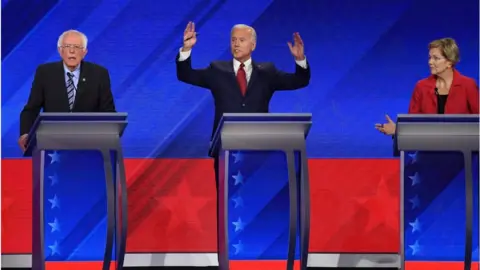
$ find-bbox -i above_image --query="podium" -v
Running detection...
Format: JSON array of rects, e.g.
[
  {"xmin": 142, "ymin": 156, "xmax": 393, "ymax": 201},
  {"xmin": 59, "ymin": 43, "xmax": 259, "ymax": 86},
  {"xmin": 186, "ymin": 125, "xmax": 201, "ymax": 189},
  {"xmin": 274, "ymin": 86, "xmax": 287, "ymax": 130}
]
[
  {"xmin": 396, "ymin": 114, "xmax": 479, "ymax": 270},
  {"xmin": 209, "ymin": 113, "xmax": 312, "ymax": 270},
  {"xmin": 24, "ymin": 113, "xmax": 129, "ymax": 270}
]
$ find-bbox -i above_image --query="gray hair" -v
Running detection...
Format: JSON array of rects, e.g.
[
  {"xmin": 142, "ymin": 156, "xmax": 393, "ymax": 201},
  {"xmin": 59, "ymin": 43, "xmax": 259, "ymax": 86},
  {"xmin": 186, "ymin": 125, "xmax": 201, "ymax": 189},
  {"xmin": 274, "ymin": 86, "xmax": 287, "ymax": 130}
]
[
  {"xmin": 231, "ymin": 24, "xmax": 257, "ymax": 42},
  {"xmin": 57, "ymin": 30, "xmax": 88, "ymax": 49}
]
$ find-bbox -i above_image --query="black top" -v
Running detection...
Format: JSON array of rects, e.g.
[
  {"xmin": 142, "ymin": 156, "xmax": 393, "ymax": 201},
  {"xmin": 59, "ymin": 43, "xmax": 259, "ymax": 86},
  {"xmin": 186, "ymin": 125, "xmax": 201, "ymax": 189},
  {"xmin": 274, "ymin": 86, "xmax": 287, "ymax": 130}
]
[{"xmin": 437, "ymin": 94, "xmax": 448, "ymax": 114}]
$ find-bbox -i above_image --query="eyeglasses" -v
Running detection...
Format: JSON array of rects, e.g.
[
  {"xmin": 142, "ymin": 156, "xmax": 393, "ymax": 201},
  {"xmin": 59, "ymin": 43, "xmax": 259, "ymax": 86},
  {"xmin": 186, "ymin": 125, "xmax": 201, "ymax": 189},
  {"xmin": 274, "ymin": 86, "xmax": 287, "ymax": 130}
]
[{"xmin": 59, "ymin": 44, "xmax": 84, "ymax": 50}]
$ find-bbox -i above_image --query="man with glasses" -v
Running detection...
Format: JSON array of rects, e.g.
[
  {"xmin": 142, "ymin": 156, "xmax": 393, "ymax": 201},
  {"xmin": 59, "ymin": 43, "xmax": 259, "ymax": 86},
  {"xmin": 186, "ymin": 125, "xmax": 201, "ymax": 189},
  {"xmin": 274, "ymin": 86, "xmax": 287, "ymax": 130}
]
[{"xmin": 18, "ymin": 30, "xmax": 116, "ymax": 152}]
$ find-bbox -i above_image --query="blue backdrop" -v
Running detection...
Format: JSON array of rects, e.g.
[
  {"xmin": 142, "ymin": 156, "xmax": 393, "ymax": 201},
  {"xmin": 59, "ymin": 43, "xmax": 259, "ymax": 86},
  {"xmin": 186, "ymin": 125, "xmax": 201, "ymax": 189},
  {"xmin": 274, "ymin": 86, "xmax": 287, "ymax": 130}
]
[{"xmin": 2, "ymin": 0, "xmax": 478, "ymax": 159}]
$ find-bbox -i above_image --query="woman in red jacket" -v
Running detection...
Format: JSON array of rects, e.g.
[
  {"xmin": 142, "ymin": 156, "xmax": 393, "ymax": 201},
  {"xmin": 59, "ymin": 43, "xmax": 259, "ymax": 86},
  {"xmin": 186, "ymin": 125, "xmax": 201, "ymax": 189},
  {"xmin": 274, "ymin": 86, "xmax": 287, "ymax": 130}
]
[{"xmin": 376, "ymin": 37, "xmax": 479, "ymax": 135}]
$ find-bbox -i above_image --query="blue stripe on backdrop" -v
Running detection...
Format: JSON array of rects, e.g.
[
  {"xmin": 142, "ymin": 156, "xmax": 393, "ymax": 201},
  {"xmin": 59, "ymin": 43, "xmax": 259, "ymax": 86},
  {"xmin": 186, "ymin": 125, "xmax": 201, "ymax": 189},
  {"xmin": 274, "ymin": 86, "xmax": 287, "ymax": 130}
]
[
  {"xmin": 1, "ymin": 0, "xmax": 479, "ymax": 158},
  {"xmin": 1, "ymin": 0, "xmax": 59, "ymax": 60}
]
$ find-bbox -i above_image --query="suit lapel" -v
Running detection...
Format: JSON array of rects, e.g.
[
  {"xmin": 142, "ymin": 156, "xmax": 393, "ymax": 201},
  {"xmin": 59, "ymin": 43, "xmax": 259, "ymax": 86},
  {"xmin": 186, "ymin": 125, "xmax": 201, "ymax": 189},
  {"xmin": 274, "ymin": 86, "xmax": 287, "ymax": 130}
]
[
  {"xmin": 246, "ymin": 61, "xmax": 259, "ymax": 96},
  {"xmin": 73, "ymin": 61, "xmax": 87, "ymax": 110}
]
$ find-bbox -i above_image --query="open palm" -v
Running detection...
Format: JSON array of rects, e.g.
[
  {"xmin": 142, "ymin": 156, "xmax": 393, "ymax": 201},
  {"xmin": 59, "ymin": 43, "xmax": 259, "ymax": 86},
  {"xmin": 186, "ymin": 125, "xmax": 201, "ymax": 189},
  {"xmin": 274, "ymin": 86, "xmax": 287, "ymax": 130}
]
[{"xmin": 287, "ymin": 32, "xmax": 305, "ymax": 60}]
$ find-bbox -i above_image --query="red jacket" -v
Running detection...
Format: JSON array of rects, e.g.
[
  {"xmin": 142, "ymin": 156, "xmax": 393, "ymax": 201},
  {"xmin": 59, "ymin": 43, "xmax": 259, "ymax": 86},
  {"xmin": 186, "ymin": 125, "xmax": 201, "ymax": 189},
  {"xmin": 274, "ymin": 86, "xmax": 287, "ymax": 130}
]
[{"xmin": 408, "ymin": 69, "xmax": 479, "ymax": 114}]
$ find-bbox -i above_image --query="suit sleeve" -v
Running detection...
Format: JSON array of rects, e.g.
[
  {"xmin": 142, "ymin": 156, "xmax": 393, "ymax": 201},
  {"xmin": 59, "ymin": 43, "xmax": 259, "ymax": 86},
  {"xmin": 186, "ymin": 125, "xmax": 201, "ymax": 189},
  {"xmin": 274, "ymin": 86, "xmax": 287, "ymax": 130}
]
[
  {"xmin": 466, "ymin": 79, "xmax": 479, "ymax": 114},
  {"xmin": 407, "ymin": 83, "xmax": 422, "ymax": 113},
  {"xmin": 175, "ymin": 53, "xmax": 211, "ymax": 89},
  {"xmin": 270, "ymin": 62, "xmax": 310, "ymax": 91},
  {"xmin": 19, "ymin": 66, "xmax": 45, "ymax": 136},
  {"xmin": 98, "ymin": 68, "xmax": 116, "ymax": 112}
]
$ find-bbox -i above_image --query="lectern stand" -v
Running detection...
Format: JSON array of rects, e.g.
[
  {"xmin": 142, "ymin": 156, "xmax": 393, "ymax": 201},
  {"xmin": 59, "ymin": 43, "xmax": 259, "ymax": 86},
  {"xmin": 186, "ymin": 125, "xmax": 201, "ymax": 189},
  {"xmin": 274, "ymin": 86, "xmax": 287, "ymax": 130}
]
[
  {"xmin": 209, "ymin": 113, "xmax": 312, "ymax": 270},
  {"xmin": 396, "ymin": 114, "xmax": 479, "ymax": 270},
  {"xmin": 24, "ymin": 113, "xmax": 129, "ymax": 270}
]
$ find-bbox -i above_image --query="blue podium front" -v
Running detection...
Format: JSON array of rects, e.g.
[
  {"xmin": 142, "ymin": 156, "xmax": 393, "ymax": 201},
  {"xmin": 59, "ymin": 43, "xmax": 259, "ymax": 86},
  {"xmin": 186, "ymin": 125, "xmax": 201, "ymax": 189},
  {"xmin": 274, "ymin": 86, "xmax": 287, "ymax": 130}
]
[
  {"xmin": 210, "ymin": 113, "xmax": 312, "ymax": 270},
  {"xmin": 396, "ymin": 114, "xmax": 479, "ymax": 270},
  {"xmin": 25, "ymin": 113, "xmax": 129, "ymax": 270}
]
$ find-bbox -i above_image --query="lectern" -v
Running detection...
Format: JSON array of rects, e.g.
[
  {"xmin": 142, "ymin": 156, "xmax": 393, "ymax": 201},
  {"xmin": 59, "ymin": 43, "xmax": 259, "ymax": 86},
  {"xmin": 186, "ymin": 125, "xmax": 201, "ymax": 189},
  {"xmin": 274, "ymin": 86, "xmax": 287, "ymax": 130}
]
[
  {"xmin": 396, "ymin": 114, "xmax": 479, "ymax": 270},
  {"xmin": 209, "ymin": 113, "xmax": 312, "ymax": 270},
  {"xmin": 24, "ymin": 113, "xmax": 129, "ymax": 270}
]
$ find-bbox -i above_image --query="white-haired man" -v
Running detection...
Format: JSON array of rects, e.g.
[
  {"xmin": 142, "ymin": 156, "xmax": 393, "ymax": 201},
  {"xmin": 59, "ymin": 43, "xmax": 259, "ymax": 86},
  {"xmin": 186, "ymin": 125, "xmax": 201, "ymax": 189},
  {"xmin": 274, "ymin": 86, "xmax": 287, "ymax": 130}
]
[
  {"xmin": 19, "ymin": 30, "xmax": 116, "ymax": 151},
  {"xmin": 176, "ymin": 21, "xmax": 310, "ymax": 255}
]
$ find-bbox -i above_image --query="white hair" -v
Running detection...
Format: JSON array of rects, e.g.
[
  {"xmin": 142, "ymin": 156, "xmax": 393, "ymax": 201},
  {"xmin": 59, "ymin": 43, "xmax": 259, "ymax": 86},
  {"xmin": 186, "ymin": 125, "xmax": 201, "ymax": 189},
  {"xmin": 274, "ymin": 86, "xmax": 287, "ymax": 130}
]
[
  {"xmin": 57, "ymin": 30, "xmax": 88, "ymax": 49},
  {"xmin": 231, "ymin": 24, "xmax": 257, "ymax": 42}
]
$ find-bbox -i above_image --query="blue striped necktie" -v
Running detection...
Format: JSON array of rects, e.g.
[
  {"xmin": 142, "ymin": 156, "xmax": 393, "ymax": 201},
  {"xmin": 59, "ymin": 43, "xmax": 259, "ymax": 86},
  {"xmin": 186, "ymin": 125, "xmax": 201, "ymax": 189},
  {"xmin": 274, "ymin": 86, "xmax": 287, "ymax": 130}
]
[{"xmin": 66, "ymin": 72, "xmax": 75, "ymax": 110}]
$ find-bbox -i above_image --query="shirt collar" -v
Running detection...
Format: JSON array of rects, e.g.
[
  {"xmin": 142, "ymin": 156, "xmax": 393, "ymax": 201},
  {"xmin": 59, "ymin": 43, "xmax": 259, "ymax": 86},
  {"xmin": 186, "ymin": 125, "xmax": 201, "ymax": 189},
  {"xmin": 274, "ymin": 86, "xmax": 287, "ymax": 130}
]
[
  {"xmin": 233, "ymin": 58, "xmax": 252, "ymax": 70},
  {"xmin": 63, "ymin": 62, "xmax": 81, "ymax": 77}
]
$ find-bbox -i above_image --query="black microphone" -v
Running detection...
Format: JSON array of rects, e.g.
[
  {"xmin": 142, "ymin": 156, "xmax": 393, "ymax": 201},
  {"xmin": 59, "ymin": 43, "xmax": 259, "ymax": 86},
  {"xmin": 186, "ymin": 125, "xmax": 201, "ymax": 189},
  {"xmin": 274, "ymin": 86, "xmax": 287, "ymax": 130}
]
[{"xmin": 434, "ymin": 87, "xmax": 439, "ymax": 95}]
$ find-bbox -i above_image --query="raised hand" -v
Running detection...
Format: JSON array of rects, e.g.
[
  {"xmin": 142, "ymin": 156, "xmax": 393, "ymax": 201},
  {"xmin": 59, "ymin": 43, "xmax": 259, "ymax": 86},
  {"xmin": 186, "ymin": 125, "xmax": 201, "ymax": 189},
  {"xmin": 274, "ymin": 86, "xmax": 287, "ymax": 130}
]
[
  {"xmin": 287, "ymin": 32, "xmax": 305, "ymax": 61},
  {"xmin": 182, "ymin": 21, "xmax": 197, "ymax": 51}
]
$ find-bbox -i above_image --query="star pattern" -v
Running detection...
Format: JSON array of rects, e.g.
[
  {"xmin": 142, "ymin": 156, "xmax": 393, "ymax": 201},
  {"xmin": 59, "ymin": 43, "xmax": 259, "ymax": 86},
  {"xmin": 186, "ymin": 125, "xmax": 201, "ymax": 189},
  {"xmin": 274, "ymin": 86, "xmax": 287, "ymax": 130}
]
[
  {"xmin": 230, "ymin": 152, "xmax": 247, "ymax": 256},
  {"xmin": 232, "ymin": 196, "xmax": 244, "ymax": 208},
  {"xmin": 48, "ymin": 218, "xmax": 61, "ymax": 233},
  {"xmin": 409, "ymin": 218, "xmax": 421, "ymax": 233},
  {"xmin": 232, "ymin": 171, "xmax": 244, "ymax": 186},
  {"xmin": 48, "ymin": 195, "xmax": 60, "ymax": 209},
  {"xmin": 354, "ymin": 175, "xmax": 398, "ymax": 232},
  {"xmin": 404, "ymin": 151, "xmax": 422, "ymax": 258},
  {"xmin": 46, "ymin": 151, "xmax": 61, "ymax": 258},
  {"xmin": 232, "ymin": 217, "xmax": 245, "ymax": 232},
  {"xmin": 409, "ymin": 172, "xmax": 421, "ymax": 186},
  {"xmin": 48, "ymin": 151, "xmax": 60, "ymax": 164},
  {"xmin": 49, "ymin": 173, "xmax": 59, "ymax": 186},
  {"xmin": 155, "ymin": 177, "xmax": 211, "ymax": 234}
]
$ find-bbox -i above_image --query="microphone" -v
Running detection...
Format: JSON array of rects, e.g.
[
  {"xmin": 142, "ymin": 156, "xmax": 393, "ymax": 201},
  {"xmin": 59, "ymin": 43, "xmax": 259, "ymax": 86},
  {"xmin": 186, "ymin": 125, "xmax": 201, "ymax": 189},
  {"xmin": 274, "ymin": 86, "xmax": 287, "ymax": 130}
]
[{"xmin": 434, "ymin": 87, "xmax": 439, "ymax": 95}]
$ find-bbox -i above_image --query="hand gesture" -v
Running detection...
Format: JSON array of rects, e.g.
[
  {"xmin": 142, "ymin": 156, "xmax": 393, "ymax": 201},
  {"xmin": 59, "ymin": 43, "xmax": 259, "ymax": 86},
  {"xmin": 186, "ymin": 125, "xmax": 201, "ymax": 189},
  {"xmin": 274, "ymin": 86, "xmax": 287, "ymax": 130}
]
[
  {"xmin": 182, "ymin": 21, "xmax": 197, "ymax": 52},
  {"xmin": 375, "ymin": 115, "xmax": 396, "ymax": 135},
  {"xmin": 287, "ymin": 32, "xmax": 305, "ymax": 61}
]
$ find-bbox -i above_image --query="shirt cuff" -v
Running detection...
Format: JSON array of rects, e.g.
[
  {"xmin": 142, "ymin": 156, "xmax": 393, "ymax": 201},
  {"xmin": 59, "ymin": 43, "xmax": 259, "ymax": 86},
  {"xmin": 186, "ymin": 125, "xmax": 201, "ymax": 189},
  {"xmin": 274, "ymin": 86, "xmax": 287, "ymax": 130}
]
[
  {"xmin": 295, "ymin": 57, "xmax": 308, "ymax": 69},
  {"xmin": 178, "ymin": 48, "xmax": 192, "ymax": 61}
]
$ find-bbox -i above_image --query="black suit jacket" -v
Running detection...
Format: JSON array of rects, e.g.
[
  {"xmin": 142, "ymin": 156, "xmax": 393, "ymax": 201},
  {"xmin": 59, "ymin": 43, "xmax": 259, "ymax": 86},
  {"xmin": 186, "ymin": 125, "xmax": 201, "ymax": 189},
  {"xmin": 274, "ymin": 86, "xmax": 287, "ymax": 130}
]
[
  {"xmin": 175, "ymin": 54, "xmax": 311, "ymax": 139},
  {"xmin": 20, "ymin": 60, "xmax": 116, "ymax": 135}
]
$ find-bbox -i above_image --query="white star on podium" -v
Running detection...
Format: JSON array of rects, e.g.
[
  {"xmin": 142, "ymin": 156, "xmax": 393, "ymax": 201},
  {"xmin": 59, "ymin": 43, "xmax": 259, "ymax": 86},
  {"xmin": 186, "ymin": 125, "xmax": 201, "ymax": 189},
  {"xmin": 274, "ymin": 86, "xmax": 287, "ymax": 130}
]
[
  {"xmin": 409, "ymin": 195, "xmax": 420, "ymax": 210},
  {"xmin": 48, "ymin": 241, "xmax": 60, "ymax": 256},
  {"xmin": 409, "ymin": 218, "xmax": 421, "ymax": 233},
  {"xmin": 232, "ymin": 152, "xmax": 243, "ymax": 163},
  {"xmin": 48, "ymin": 218, "xmax": 60, "ymax": 233},
  {"xmin": 232, "ymin": 217, "xmax": 245, "ymax": 232},
  {"xmin": 233, "ymin": 240, "xmax": 243, "ymax": 255},
  {"xmin": 232, "ymin": 196, "xmax": 244, "ymax": 208},
  {"xmin": 409, "ymin": 240, "xmax": 420, "ymax": 255},
  {"xmin": 48, "ymin": 151, "xmax": 60, "ymax": 164},
  {"xmin": 232, "ymin": 171, "xmax": 244, "ymax": 186},
  {"xmin": 48, "ymin": 195, "xmax": 60, "ymax": 209},
  {"xmin": 49, "ymin": 174, "xmax": 59, "ymax": 186},
  {"xmin": 409, "ymin": 172, "xmax": 421, "ymax": 186}
]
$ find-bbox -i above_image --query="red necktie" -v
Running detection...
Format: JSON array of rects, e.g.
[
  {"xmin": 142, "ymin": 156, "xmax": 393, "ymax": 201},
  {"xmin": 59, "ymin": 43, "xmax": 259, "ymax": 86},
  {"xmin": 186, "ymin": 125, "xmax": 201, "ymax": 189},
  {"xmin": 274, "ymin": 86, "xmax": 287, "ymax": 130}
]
[{"xmin": 236, "ymin": 63, "xmax": 247, "ymax": 96}]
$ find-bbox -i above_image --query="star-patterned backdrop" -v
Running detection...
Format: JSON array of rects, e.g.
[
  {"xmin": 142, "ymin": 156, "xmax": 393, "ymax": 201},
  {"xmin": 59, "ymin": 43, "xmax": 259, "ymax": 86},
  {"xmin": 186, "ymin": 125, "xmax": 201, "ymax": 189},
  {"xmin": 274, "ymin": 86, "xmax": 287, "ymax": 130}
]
[{"xmin": 403, "ymin": 151, "xmax": 479, "ymax": 264}]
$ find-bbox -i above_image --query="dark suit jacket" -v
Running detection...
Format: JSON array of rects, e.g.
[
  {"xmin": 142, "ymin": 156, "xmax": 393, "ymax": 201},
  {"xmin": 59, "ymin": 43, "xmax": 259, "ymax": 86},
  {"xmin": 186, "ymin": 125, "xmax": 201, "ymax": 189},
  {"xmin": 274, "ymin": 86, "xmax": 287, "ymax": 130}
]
[
  {"xmin": 20, "ymin": 60, "xmax": 116, "ymax": 135},
  {"xmin": 175, "ymin": 54, "xmax": 311, "ymax": 139},
  {"xmin": 393, "ymin": 69, "xmax": 479, "ymax": 156}
]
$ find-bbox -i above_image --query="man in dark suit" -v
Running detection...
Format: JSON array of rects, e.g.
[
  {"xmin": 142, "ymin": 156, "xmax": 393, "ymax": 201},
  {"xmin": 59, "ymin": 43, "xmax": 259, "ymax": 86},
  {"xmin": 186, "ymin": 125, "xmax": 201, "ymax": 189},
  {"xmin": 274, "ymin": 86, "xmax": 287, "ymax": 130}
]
[
  {"xmin": 19, "ymin": 29, "xmax": 116, "ymax": 151},
  {"xmin": 175, "ymin": 21, "xmax": 310, "ymax": 254}
]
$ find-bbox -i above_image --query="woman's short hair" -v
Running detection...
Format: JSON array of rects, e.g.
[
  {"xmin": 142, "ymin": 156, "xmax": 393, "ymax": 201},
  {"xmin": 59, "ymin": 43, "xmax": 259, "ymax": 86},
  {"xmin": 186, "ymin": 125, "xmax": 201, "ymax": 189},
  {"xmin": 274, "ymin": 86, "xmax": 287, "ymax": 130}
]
[{"xmin": 428, "ymin": 38, "xmax": 460, "ymax": 66}]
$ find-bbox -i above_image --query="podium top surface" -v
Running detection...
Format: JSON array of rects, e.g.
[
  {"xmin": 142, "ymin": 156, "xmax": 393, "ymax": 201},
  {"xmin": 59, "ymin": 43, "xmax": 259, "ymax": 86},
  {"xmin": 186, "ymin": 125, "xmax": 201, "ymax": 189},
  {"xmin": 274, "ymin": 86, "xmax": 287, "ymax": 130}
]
[
  {"xmin": 24, "ymin": 112, "xmax": 128, "ymax": 157},
  {"xmin": 397, "ymin": 114, "xmax": 479, "ymax": 123},
  {"xmin": 396, "ymin": 114, "xmax": 479, "ymax": 152},
  {"xmin": 220, "ymin": 113, "xmax": 312, "ymax": 122},
  {"xmin": 209, "ymin": 113, "xmax": 312, "ymax": 156}
]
